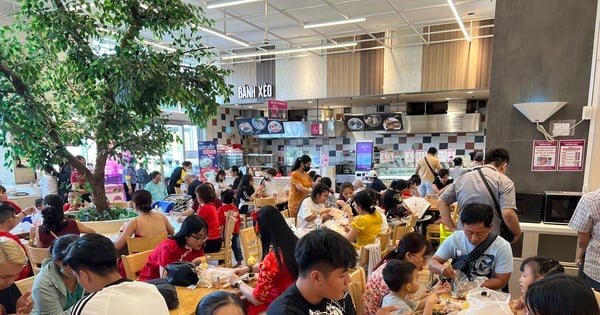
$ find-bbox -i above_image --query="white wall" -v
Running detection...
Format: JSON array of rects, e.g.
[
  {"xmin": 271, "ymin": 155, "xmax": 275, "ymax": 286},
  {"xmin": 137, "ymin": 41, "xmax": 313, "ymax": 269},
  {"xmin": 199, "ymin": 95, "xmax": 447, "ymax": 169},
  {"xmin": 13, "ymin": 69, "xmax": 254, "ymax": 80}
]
[{"xmin": 275, "ymin": 55, "xmax": 328, "ymax": 100}]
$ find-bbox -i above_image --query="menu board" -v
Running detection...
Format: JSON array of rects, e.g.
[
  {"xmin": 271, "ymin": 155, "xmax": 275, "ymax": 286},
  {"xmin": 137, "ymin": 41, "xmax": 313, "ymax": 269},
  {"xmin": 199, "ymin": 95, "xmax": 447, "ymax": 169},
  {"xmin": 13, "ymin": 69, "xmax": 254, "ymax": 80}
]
[
  {"xmin": 356, "ymin": 141, "xmax": 374, "ymax": 171},
  {"xmin": 557, "ymin": 139, "xmax": 585, "ymax": 171},
  {"xmin": 404, "ymin": 149, "xmax": 415, "ymax": 163},
  {"xmin": 531, "ymin": 140, "xmax": 557, "ymax": 171},
  {"xmin": 344, "ymin": 113, "xmax": 403, "ymax": 132},
  {"xmin": 236, "ymin": 117, "xmax": 285, "ymax": 135},
  {"xmin": 268, "ymin": 99, "xmax": 288, "ymax": 120},
  {"xmin": 197, "ymin": 141, "xmax": 218, "ymax": 182}
]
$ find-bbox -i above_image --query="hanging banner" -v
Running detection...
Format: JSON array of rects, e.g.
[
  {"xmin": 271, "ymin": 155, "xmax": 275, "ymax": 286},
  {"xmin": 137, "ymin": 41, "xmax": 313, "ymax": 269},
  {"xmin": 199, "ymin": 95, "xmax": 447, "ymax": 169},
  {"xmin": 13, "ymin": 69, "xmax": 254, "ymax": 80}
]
[
  {"xmin": 197, "ymin": 141, "xmax": 218, "ymax": 182},
  {"xmin": 557, "ymin": 139, "xmax": 585, "ymax": 171},
  {"xmin": 268, "ymin": 99, "xmax": 288, "ymax": 120},
  {"xmin": 531, "ymin": 140, "xmax": 557, "ymax": 171},
  {"xmin": 236, "ymin": 117, "xmax": 285, "ymax": 135}
]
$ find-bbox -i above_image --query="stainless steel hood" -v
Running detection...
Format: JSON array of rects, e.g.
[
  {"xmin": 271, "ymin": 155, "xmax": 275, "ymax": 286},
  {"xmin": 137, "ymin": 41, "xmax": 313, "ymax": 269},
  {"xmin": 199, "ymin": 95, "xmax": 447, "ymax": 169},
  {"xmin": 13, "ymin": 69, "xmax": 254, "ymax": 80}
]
[
  {"xmin": 255, "ymin": 120, "xmax": 346, "ymax": 138},
  {"xmin": 402, "ymin": 113, "xmax": 481, "ymax": 133}
]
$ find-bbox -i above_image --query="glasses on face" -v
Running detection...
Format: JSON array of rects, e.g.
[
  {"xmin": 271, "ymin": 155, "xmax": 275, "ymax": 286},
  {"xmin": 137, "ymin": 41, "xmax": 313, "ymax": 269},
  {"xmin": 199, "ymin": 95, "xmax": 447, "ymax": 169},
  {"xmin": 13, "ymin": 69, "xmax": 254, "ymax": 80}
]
[{"xmin": 190, "ymin": 234, "xmax": 208, "ymax": 242}]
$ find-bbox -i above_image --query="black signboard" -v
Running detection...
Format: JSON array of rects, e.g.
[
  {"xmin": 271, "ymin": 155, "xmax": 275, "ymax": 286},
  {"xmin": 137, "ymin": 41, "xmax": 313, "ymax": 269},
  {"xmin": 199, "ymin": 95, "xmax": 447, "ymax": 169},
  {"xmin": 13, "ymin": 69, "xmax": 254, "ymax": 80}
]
[
  {"xmin": 344, "ymin": 113, "xmax": 403, "ymax": 131},
  {"xmin": 236, "ymin": 117, "xmax": 285, "ymax": 135}
]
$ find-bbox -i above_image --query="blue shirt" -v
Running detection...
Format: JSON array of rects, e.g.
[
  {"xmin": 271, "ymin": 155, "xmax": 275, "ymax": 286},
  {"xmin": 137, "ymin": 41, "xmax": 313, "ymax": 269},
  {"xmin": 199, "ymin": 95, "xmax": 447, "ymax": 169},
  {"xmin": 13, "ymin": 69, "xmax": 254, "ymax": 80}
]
[{"xmin": 145, "ymin": 181, "xmax": 168, "ymax": 201}]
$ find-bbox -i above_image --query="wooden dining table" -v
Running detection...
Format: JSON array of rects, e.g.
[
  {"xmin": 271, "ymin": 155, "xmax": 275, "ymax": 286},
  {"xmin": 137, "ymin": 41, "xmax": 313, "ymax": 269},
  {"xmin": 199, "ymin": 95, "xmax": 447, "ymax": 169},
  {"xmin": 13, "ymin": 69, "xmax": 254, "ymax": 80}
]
[
  {"xmin": 242, "ymin": 196, "xmax": 289, "ymax": 206},
  {"xmin": 169, "ymin": 280, "xmax": 255, "ymax": 315}
]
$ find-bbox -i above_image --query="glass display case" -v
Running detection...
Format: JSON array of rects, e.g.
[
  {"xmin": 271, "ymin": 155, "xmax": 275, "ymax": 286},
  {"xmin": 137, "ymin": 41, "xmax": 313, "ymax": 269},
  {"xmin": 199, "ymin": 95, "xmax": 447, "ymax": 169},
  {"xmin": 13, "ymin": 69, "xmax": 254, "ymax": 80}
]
[
  {"xmin": 246, "ymin": 153, "xmax": 278, "ymax": 169},
  {"xmin": 217, "ymin": 145, "xmax": 243, "ymax": 171}
]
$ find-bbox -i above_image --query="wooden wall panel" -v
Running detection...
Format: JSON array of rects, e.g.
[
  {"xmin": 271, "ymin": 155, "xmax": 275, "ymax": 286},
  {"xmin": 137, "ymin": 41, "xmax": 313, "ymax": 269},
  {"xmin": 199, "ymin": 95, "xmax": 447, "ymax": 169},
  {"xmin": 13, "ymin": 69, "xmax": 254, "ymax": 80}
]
[
  {"xmin": 327, "ymin": 52, "xmax": 360, "ymax": 97},
  {"xmin": 421, "ymin": 20, "xmax": 493, "ymax": 91},
  {"xmin": 360, "ymin": 34, "xmax": 385, "ymax": 95},
  {"xmin": 256, "ymin": 59, "xmax": 275, "ymax": 96}
]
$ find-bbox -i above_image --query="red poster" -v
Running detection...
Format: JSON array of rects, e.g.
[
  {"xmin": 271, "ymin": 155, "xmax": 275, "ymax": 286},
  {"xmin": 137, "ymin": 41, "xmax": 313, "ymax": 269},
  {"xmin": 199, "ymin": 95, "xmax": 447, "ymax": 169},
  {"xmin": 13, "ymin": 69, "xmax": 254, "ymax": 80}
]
[
  {"xmin": 310, "ymin": 123, "xmax": 323, "ymax": 136},
  {"xmin": 268, "ymin": 99, "xmax": 288, "ymax": 120},
  {"xmin": 531, "ymin": 140, "xmax": 557, "ymax": 171},
  {"xmin": 557, "ymin": 139, "xmax": 585, "ymax": 171}
]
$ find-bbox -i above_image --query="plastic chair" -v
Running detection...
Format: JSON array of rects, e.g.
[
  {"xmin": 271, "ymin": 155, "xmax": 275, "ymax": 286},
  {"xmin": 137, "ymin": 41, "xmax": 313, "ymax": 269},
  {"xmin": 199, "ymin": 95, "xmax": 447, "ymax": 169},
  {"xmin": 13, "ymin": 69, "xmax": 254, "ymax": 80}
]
[
  {"xmin": 26, "ymin": 246, "xmax": 51, "ymax": 275},
  {"xmin": 127, "ymin": 233, "xmax": 167, "ymax": 254},
  {"xmin": 439, "ymin": 223, "xmax": 453, "ymax": 244},
  {"xmin": 121, "ymin": 249, "xmax": 153, "ymax": 280}
]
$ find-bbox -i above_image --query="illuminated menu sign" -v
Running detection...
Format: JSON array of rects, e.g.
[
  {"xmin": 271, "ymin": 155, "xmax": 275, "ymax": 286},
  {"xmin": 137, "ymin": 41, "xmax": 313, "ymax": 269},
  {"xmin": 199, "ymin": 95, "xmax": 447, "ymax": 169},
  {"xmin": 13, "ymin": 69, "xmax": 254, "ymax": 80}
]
[{"xmin": 356, "ymin": 141, "xmax": 374, "ymax": 171}]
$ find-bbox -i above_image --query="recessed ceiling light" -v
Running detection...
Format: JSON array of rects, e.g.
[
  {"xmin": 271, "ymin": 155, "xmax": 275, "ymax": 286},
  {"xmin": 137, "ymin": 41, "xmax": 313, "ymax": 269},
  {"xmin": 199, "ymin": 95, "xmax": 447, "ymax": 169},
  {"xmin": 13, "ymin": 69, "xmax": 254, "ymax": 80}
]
[
  {"xmin": 380, "ymin": 96, "xmax": 386, "ymax": 100},
  {"xmin": 307, "ymin": 100, "xmax": 313, "ymax": 104},
  {"xmin": 467, "ymin": 91, "xmax": 474, "ymax": 94},
  {"xmin": 248, "ymin": 105, "xmax": 253, "ymax": 109},
  {"xmin": 445, "ymin": 98, "xmax": 451, "ymax": 100}
]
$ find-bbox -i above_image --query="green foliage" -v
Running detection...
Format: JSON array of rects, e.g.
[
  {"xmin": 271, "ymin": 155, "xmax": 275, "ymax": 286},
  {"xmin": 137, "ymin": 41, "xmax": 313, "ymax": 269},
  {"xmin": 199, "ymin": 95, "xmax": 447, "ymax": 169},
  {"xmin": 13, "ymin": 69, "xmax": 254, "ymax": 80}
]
[
  {"xmin": 73, "ymin": 205, "xmax": 138, "ymax": 222},
  {"xmin": 0, "ymin": 0, "xmax": 232, "ymax": 211}
]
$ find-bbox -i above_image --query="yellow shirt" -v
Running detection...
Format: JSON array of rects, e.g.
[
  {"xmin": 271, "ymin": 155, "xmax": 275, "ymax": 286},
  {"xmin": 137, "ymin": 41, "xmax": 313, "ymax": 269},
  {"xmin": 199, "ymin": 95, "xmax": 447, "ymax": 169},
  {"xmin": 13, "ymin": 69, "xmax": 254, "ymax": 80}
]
[
  {"xmin": 417, "ymin": 154, "xmax": 441, "ymax": 183},
  {"xmin": 351, "ymin": 210, "xmax": 383, "ymax": 248}
]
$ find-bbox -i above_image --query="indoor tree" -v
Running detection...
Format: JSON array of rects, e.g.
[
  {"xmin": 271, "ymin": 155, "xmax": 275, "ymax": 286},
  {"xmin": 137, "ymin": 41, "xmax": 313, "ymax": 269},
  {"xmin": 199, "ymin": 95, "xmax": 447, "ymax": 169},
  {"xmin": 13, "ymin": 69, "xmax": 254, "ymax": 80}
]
[{"xmin": 0, "ymin": 0, "xmax": 232, "ymax": 212}]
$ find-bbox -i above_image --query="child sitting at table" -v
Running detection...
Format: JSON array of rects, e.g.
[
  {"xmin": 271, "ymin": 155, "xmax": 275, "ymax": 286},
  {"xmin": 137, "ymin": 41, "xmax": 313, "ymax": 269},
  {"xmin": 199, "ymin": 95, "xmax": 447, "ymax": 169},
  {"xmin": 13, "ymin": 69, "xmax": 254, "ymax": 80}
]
[
  {"xmin": 381, "ymin": 260, "xmax": 439, "ymax": 315},
  {"xmin": 511, "ymin": 256, "xmax": 564, "ymax": 313},
  {"xmin": 218, "ymin": 189, "xmax": 243, "ymax": 267},
  {"xmin": 196, "ymin": 291, "xmax": 247, "ymax": 315}
]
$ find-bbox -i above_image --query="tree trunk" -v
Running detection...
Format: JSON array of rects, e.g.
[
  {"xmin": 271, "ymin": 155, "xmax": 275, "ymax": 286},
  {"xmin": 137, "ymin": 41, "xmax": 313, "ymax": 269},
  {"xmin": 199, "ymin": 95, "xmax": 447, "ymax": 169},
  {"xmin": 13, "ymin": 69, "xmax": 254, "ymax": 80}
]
[{"xmin": 92, "ymin": 152, "xmax": 109, "ymax": 213}]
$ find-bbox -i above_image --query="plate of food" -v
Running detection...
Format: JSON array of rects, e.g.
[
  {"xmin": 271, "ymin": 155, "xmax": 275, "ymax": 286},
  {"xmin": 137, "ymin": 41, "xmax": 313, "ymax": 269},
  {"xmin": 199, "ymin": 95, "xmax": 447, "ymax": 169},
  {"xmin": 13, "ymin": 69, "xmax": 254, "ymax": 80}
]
[
  {"xmin": 239, "ymin": 121, "xmax": 253, "ymax": 134},
  {"xmin": 252, "ymin": 117, "xmax": 267, "ymax": 131},
  {"xmin": 383, "ymin": 117, "xmax": 402, "ymax": 130},
  {"xmin": 364, "ymin": 115, "xmax": 381, "ymax": 127},
  {"xmin": 199, "ymin": 157, "xmax": 213, "ymax": 169},
  {"xmin": 268, "ymin": 121, "xmax": 283, "ymax": 133},
  {"xmin": 347, "ymin": 117, "xmax": 364, "ymax": 131}
]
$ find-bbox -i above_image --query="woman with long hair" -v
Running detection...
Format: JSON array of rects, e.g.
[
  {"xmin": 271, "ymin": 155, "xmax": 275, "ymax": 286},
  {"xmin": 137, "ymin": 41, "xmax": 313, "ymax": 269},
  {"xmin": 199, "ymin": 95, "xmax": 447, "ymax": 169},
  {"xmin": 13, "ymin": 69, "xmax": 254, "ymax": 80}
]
[
  {"xmin": 362, "ymin": 232, "xmax": 433, "ymax": 315},
  {"xmin": 31, "ymin": 234, "xmax": 83, "ymax": 315},
  {"xmin": 113, "ymin": 190, "xmax": 174, "ymax": 251},
  {"xmin": 288, "ymin": 155, "xmax": 313, "ymax": 218},
  {"xmin": 236, "ymin": 174, "xmax": 261, "ymax": 214},
  {"xmin": 138, "ymin": 215, "xmax": 208, "ymax": 281},
  {"xmin": 526, "ymin": 274, "xmax": 599, "ymax": 315},
  {"xmin": 194, "ymin": 185, "xmax": 222, "ymax": 253},
  {"xmin": 196, "ymin": 291, "xmax": 247, "ymax": 315},
  {"xmin": 345, "ymin": 189, "xmax": 383, "ymax": 248},
  {"xmin": 35, "ymin": 194, "xmax": 95, "ymax": 248},
  {"xmin": 213, "ymin": 169, "xmax": 228, "ymax": 193},
  {"xmin": 229, "ymin": 205, "xmax": 299, "ymax": 315}
]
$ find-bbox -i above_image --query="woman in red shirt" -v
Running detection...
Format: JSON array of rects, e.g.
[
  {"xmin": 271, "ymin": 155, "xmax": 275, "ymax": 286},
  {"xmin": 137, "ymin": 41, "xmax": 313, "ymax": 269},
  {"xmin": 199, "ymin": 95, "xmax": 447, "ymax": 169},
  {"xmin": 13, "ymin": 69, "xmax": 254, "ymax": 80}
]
[
  {"xmin": 138, "ymin": 215, "xmax": 208, "ymax": 281},
  {"xmin": 194, "ymin": 184, "xmax": 222, "ymax": 253},
  {"xmin": 228, "ymin": 205, "xmax": 299, "ymax": 315}
]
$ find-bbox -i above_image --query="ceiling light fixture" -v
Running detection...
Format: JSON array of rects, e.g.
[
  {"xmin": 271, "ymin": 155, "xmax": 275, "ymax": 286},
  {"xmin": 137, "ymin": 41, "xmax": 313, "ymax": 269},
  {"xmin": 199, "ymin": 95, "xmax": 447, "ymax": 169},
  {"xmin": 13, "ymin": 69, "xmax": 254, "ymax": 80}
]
[
  {"xmin": 304, "ymin": 17, "xmax": 366, "ymax": 29},
  {"xmin": 142, "ymin": 40, "xmax": 177, "ymax": 52},
  {"xmin": 221, "ymin": 42, "xmax": 358, "ymax": 60},
  {"xmin": 207, "ymin": 0, "xmax": 262, "ymax": 9},
  {"xmin": 446, "ymin": 0, "xmax": 471, "ymax": 42},
  {"xmin": 193, "ymin": 24, "xmax": 250, "ymax": 47}
]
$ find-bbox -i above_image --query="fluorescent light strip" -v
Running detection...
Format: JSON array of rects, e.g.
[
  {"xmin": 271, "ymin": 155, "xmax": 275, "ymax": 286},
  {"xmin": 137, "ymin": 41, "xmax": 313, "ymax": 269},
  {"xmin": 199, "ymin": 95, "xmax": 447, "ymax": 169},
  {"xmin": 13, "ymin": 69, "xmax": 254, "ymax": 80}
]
[
  {"xmin": 142, "ymin": 40, "xmax": 177, "ymax": 52},
  {"xmin": 221, "ymin": 42, "xmax": 358, "ymax": 60},
  {"xmin": 447, "ymin": 0, "xmax": 470, "ymax": 42},
  {"xmin": 304, "ymin": 17, "xmax": 366, "ymax": 29},
  {"xmin": 194, "ymin": 24, "xmax": 250, "ymax": 47},
  {"xmin": 207, "ymin": 0, "xmax": 262, "ymax": 9}
]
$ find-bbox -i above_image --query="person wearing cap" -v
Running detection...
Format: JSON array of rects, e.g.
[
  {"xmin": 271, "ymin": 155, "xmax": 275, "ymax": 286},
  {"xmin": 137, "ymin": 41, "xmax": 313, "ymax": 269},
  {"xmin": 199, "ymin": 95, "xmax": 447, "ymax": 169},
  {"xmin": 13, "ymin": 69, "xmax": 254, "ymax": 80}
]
[
  {"xmin": 470, "ymin": 151, "xmax": 484, "ymax": 168},
  {"xmin": 367, "ymin": 170, "xmax": 387, "ymax": 193}
]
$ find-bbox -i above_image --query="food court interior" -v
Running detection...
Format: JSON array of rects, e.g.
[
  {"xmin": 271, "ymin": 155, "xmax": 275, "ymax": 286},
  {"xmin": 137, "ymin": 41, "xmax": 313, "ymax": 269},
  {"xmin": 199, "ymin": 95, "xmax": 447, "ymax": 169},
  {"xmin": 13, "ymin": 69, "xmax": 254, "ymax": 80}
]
[{"xmin": 2, "ymin": 0, "xmax": 600, "ymax": 314}]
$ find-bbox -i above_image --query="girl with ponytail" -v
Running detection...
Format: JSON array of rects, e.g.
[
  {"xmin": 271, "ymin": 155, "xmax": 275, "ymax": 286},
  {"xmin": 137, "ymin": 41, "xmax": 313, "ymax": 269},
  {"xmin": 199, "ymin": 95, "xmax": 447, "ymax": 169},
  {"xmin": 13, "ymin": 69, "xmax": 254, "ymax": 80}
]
[
  {"xmin": 36, "ymin": 194, "xmax": 95, "ymax": 248},
  {"xmin": 345, "ymin": 189, "xmax": 384, "ymax": 248},
  {"xmin": 114, "ymin": 190, "xmax": 174, "ymax": 250}
]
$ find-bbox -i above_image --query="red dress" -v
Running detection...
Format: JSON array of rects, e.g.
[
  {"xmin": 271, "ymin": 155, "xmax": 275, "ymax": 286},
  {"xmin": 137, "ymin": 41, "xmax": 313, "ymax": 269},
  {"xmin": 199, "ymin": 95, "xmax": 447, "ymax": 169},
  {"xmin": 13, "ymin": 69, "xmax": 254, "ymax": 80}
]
[
  {"xmin": 217, "ymin": 204, "xmax": 241, "ymax": 234},
  {"xmin": 195, "ymin": 204, "xmax": 221, "ymax": 241},
  {"xmin": 138, "ymin": 238, "xmax": 203, "ymax": 281},
  {"xmin": 0, "ymin": 231, "xmax": 31, "ymax": 280},
  {"xmin": 37, "ymin": 219, "xmax": 80, "ymax": 248},
  {"xmin": 248, "ymin": 251, "xmax": 296, "ymax": 315}
]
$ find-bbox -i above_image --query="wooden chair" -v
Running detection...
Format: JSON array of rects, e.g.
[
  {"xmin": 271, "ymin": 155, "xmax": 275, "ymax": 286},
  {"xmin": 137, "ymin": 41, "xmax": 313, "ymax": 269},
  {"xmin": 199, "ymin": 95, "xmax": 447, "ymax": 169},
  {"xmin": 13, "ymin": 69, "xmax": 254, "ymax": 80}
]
[
  {"xmin": 253, "ymin": 197, "xmax": 277, "ymax": 208},
  {"xmin": 126, "ymin": 233, "xmax": 167, "ymax": 254},
  {"xmin": 280, "ymin": 209, "xmax": 290, "ymax": 218},
  {"xmin": 594, "ymin": 289, "xmax": 600, "ymax": 309},
  {"xmin": 239, "ymin": 227, "xmax": 262, "ymax": 264},
  {"xmin": 392, "ymin": 224, "xmax": 413, "ymax": 247},
  {"xmin": 206, "ymin": 212, "xmax": 236, "ymax": 267},
  {"xmin": 121, "ymin": 249, "xmax": 153, "ymax": 280},
  {"xmin": 15, "ymin": 276, "xmax": 36, "ymax": 294},
  {"xmin": 407, "ymin": 214, "xmax": 419, "ymax": 230},
  {"xmin": 377, "ymin": 228, "xmax": 391, "ymax": 256},
  {"xmin": 26, "ymin": 246, "xmax": 51, "ymax": 275},
  {"xmin": 348, "ymin": 267, "xmax": 366, "ymax": 315}
]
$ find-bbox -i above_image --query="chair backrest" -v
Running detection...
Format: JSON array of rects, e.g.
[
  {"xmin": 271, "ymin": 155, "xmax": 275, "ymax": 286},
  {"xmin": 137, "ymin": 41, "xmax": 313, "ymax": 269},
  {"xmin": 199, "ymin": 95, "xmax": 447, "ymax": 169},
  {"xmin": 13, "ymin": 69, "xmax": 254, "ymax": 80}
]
[
  {"xmin": 451, "ymin": 203, "xmax": 460, "ymax": 224},
  {"xmin": 121, "ymin": 249, "xmax": 153, "ymax": 280},
  {"xmin": 26, "ymin": 246, "xmax": 51, "ymax": 275},
  {"xmin": 206, "ymin": 212, "xmax": 236, "ymax": 267},
  {"xmin": 407, "ymin": 215, "xmax": 419, "ymax": 230},
  {"xmin": 391, "ymin": 224, "xmax": 413, "ymax": 247},
  {"xmin": 253, "ymin": 197, "xmax": 276, "ymax": 208},
  {"xmin": 280, "ymin": 209, "xmax": 290, "ymax": 218},
  {"xmin": 593, "ymin": 289, "xmax": 600, "ymax": 309},
  {"xmin": 127, "ymin": 233, "xmax": 168, "ymax": 254},
  {"xmin": 348, "ymin": 267, "xmax": 366, "ymax": 315},
  {"xmin": 239, "ymin": 227, "xmax": 262, "ymax": 264},
  {"xmin": 377, "ymin": 228, "xmax": 391, "ymax": 256},
  {"xmin": 15, "ymin": 276, "xmax": 36, "ymax": 294}
]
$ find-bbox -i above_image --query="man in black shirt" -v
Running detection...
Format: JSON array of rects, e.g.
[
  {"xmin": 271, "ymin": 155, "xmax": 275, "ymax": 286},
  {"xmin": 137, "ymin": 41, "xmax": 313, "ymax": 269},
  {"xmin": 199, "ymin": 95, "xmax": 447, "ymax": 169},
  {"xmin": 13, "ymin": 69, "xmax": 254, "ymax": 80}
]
[
  {"xmin": 367, "ymin": 170, "xmax": 387, "ymax": 193},
  {"xmin": 0, "ymin": 237, "xmax": 33, "ymax": 314},
  {"xmin": 268, "ymin": 229, "xmax": 357, "ymax": 315}
]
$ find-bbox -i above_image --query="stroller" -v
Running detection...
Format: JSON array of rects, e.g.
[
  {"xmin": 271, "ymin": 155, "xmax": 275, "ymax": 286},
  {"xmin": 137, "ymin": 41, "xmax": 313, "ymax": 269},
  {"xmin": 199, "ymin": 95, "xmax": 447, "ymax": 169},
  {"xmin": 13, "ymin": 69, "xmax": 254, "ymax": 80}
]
[{"xmin": 152, "ymin": 194, "xmax": 192, "ymax": 213}]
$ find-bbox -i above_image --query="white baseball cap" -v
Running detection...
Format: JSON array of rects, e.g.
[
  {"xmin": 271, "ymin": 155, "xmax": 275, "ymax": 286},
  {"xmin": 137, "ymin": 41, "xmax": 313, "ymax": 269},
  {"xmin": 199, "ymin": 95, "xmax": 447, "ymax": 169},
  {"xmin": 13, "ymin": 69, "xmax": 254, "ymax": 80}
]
[{"xmin": 367, "ymin": 170, "xmax": 377, "ymax": 177}]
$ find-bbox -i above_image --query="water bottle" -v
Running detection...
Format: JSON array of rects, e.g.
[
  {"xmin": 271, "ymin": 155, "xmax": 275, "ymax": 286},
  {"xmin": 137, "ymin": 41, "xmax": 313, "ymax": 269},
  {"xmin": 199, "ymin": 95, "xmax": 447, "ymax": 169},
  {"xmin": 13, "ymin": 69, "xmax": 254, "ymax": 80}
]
[{"xmin": 316, "ymin": 215, "xmax": 322, "ymax": 229}]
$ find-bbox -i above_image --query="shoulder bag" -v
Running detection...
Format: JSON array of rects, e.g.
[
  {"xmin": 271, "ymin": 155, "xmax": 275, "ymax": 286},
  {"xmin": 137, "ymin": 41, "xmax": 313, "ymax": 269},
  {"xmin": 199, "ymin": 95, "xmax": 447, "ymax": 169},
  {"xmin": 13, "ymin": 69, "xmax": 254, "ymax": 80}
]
[
  {"xmin": 476, "ymin": 168, "xmax": 515, "ymax": 242},
  {"xmin": 424, "ymin": 157, "xmax": 438, "ymax": 178},
  {"xmin": 451, "ymin": 233, "xmax": 497, "ymax": 279},
  {"xmin": 164, "ymin": 262, "xmax": 198, "ymax": 287}
]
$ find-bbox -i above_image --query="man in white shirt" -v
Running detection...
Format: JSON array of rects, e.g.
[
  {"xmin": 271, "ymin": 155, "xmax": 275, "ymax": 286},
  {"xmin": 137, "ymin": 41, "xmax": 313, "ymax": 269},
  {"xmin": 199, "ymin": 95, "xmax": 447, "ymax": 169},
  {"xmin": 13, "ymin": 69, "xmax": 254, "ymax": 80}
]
[{"xmin": 63, "ymin": 234, "xmax": 169, "ymax": 315}]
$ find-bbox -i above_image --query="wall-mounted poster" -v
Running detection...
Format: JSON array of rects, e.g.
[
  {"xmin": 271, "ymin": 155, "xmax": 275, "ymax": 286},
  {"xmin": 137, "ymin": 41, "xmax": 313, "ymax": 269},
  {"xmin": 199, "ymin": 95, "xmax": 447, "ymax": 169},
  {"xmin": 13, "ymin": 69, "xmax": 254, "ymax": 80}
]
[
  {"xmin": 531, "ymin": 140, "xmax": 557, "ymax": 171},
  {"xmin": 236, "ymin": 117, "xmax": 285, "ymax": 135},
  {"xmin": 344, "ymin": 113, "xmax": 403, "ymax": 132},
  {"xmin": 198, "ymin": 141, "xmax": 218, "ymax": 182},
  {"xmin": 557, "ymin": 139, "xmax": 585, "ymax": 171}
]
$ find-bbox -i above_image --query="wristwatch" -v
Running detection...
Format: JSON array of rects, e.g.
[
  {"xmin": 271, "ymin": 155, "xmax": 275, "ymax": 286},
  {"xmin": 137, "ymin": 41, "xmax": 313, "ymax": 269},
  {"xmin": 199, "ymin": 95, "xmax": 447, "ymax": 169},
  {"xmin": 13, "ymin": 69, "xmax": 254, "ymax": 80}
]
[{"xmin": 233, "ymin": 280, "xmax": 243, "ymax": 289}]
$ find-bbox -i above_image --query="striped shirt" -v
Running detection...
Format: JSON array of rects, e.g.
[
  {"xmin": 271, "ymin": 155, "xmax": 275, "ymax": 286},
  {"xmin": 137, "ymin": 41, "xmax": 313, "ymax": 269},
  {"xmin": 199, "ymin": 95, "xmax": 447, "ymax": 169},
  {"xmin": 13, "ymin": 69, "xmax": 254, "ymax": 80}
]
[{"xmin": 568, "ymin": 188, "xmax": 600, "ymax": 282}]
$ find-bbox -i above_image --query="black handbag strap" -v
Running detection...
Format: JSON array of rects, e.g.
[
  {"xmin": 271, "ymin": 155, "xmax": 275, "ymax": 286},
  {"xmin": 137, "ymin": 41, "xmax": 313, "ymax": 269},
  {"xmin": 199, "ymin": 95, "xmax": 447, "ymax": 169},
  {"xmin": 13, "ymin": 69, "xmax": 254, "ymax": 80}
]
[
  {"xmin": 424, "ymin": 157, "xmax": 436, "ymax": 175},
  {"xmin": 476, "ymin": 168, "xmax": 502, "ymax": 215},
  {"xmin": 466, "ymin": 233, "xmax": 497, "ymax": 263}
]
